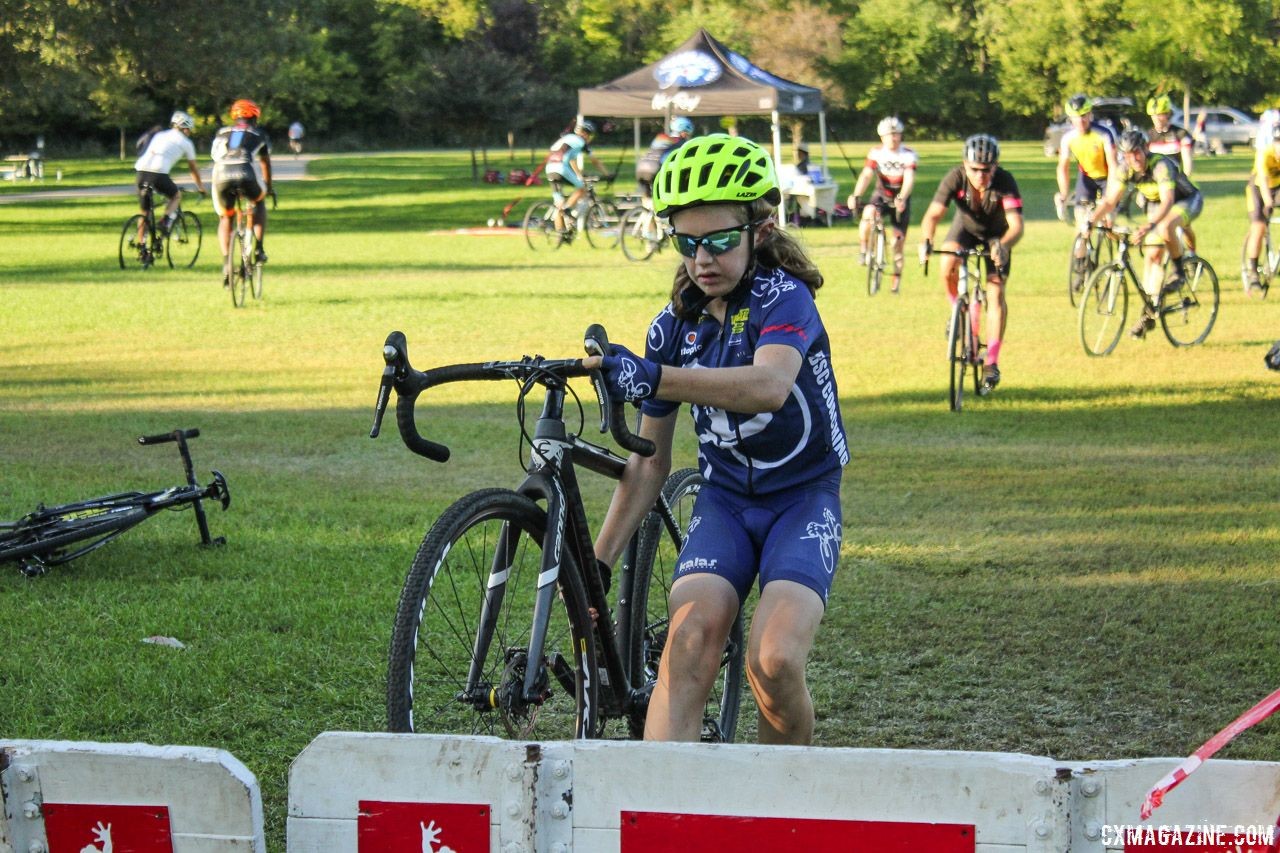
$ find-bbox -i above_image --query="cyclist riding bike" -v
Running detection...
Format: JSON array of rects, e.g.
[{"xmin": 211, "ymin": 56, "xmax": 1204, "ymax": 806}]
[
  {"xmin": 1146, "ymin": 94, "xmax": 1194, "ymax": 176},
  {"xmin": 211, "ymin": 99, "xmax": 273, "ymax": 279},
  {"xmin": 918, "ymin": 134, "xmax": 1023, "ymax": 394},
  {"xmin": 545, "ymin": 119, "xmax": 610, "ymax": 233},
  {"xmin": 635, "ymin": 116, "xmax": 693, "ymax": 202},
  {"xmin": 134, "ymin": 111, "xmax": 207, "ymax": 236},
  {"xmin": 1088, "ymin": 129, "xmax": 1204, "ymax": 337},
  {"xmin": 585, "ymin": 133, "xmax": 848, "ymax": 746},
  {"xmin": 1055, "ymin": 94, "xmax": 1118, "ymax": 228},
  {"xmin": 849, "ymin": 116, "xmax": 917, "ymax": 293},
  {"xmin": 1244, "ymin": 123, "xmax": 1280, "ymax": 292}
]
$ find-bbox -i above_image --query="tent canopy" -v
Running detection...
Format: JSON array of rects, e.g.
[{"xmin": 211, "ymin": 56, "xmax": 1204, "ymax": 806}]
[{"xmin": 578, "ymin": 29, "xmax": 823, "ymax": 119}]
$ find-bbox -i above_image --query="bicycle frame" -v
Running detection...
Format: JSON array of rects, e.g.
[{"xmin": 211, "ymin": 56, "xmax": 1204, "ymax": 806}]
[{"xmin": 372, "ymin": 329, "xmax": 669, "ymax": 730}]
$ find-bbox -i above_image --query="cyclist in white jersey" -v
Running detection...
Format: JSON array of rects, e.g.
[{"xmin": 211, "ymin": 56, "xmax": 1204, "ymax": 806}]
[
  {"xmin": 133, "ymin": 111, "xmax": 206, "ymax": 234},
  {"xmin": 848, "ymin": 116, "xmax": 917, "ymax": 293}
]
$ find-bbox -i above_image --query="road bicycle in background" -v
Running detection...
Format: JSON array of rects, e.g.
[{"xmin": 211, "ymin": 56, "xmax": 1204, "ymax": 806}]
[
  {"xmin": 226, "ymin": 189, "xmax": 275, "ymax": 307},
  {"xmin": 1241, "ymin": 210, "xmax": 1280, "ymax": 297},
  {"xmin": 119, "ymin": 183, "xmax": 202, "ymax": 270},
  {"xmin": 524, "ymin": 175, "xmax": 620, "ymax": 251},
  {"xmin": 1079, "ymin": 224, "xmax": 1219, "ymax": 357},
  {"xmin": 1062, "ymin": 202, "xmax": 1115, "ymax": 307},
  {"xmin": 0, "ymin": 429, "xmax": 230, "ymax": 577},
  {"xmin": 371, "ymin": 326, "xmax": 745, "ymax": 741},
  {"xmin": 923, "ymin": 246, "xmax": 991, "ymax": 413},
  {"xmin": 860, "ymin": 201, "xmax": 890, "ymax": 295},
  {"xmin": 618, "ymin": 201, "xmax": 667, "ymax": 262}
]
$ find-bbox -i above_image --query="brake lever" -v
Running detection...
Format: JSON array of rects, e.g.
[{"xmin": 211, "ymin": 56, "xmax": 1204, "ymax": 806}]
[
  {"xmin": 370, "ymin": 361, "xmax": 395, "ymax": 438},
  {"xmin": 584, "ymin": 324, "xmax": 610, "ymax": 434}
]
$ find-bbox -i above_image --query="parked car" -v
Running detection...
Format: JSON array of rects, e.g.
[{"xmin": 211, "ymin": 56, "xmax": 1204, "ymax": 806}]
[
  {"xmin": 1168, "ymin": 106, "xmax": 1258, "ymax": 154},
  {"xmin": 1043, "ymin": 97, "xmax": 1136, "ymax": 157}
]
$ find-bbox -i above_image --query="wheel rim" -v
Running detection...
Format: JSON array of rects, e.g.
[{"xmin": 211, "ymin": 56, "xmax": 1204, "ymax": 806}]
[
  {"xmin": 621, "ymin": 209, "xmax": 660, "ymax": 261},
  {"xmin": 1160, "ymin": 257, "xmax": 1219, "ymax": 347},
  {"xmin": 949, "ymin": 301, "xmax": 966, "ymax": 411},
  {"xmin": 166, "ymin": 212, "xmax": 202, "ymax": 269},
  {"xmin": 119, "ymin": 215, "xmax": 147, "ymax": 270},
  {"xmin": 1079, "ymin": 264, "xmax": 1127, "ymax": 357},
  {"xmin": 230, "ymin": 230, "xmax": 248, "ymax": 307}
]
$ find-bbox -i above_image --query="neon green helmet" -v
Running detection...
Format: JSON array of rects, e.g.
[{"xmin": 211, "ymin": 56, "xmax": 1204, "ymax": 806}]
[
  {"xmin": 1064, "ymin": 94, "xmax": 1093, "ymax": 118},
  {"xmin": 652, "ymin": 133, "xmax": 781, "ymax": 217},
  {"xmin": 1147, "ymin": 94, "xmax": 1173, "ymax": 116}
]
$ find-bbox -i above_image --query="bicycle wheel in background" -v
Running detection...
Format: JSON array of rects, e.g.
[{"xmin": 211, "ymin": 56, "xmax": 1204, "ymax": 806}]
[
  {"xmin": 1067, "ymin": 232, "xmax": 1092, "ymax": 307},
  {"xmin": 387, "ymin": 488, "xmax": 597, "ymax": 740},
  {"xmin": 866, "ymin": 224, "xmax": 885, "ymax": 296},
  {"xmin": 947, "ymin": 298, "xmax": 972, "ymax": 412},
  {"xmin": 118, "ymin": 215, "xmax": 148, "ymax": 270},
  {"xmin": 1160, "ymin": 257, "xmax": 1219, "ymax": 347},
  {"xmin": 251, "ymin": 242, "xmax": 264, "ymax": 301},
  {"xmin": 166, "ymin": 211, "xmax": 202, "ymax": 269},
  {"xmin": 523, "ymin": 201, "xmax": 561, "ymax": 251},
  {"xmin": 583, "ymin": 201, "xmax": 620, "ymax": 249},
  {"xmin": 229, "ymin": 227, "xmax": 249, "ymax": 307},
  {"xmin": 1079, "ymin": 263, "xmax": 1128, "ymax": 357},
  {"xmin": 0, "ymin": 504, "xmax": 147, "ymax": 570},
  {"xmin": 630, "ymin": 468, "xmax": 745, "ymax": 742},
  {"xmin": 619, "ymin": 208, "xmax": 662, "ymax": 261}
]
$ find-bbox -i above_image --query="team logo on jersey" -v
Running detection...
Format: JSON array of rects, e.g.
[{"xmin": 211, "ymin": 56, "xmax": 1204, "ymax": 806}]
[
  {"xmin": 647, "ymin": 306, "xmax": 673, "ymax": 353},
  {"xmin": 753, "ymin": 269, "xmax": 796, "ymax": 308},
  {"xmin": 680, "ymin": 330, "xmax": 701, "ymax": 357},
  {"xmin": 801, "ymin": 507, "xmax": 842, "ymax": 575},
  {"xmin": 654, "ymin": 51, "xmax": 722, "ymax": 88}
]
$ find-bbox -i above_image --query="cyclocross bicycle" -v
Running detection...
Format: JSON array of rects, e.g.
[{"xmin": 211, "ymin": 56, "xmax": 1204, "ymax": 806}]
[
  {"xmin": 226, "ymin": 190, "xmax": 273, "ymax": 307},
  {"xmin": 1079, "ymin": 224, "xmax": 1219, "ymax": 357},
  {"xmin": 0, "ymin": 429, "xmax": 230, "ymax": 577},
  {"xmin": 371, "ymin": 326, "xmax": 745, "ymax": 741},
  {"xmin": 524, "ymin": 176, "xmax": 620, "ymax": 251},
  {"xmin": 1066, "ymin": 208, "xmax": 1115, "ymax": 308},
  {"xmin": 861, "ymin": 201, "xmax": 889, "ymax": 295},
  {"xmin": 1240, "ymin": 210, "xmax": 1280, "ymax": 297},
  {"xmin": 924, "ymin": 246, "xmax": 990, "ymax": 412},
  {"xmin": 618, "ymin": 202, "xmax": 667, "ymax": 262},
  {"xmin": 118, "ymin": 183, "xmax": 202, "ymax": 271}
]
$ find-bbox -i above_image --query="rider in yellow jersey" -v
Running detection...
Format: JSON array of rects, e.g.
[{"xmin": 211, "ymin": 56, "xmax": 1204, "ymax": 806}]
[
  {"xmin": 1055, "ymin": 94, "xmax": 1118, "ymax": 230},
  {"xmin": 1244, "ymin": 124, "xmax": 1280, "ymax": 293}
]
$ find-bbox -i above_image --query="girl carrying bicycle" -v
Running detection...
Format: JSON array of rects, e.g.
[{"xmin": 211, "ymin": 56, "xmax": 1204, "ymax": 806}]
[{"xmin": 586, "ymin": 134, "xmax": 849, "ymax": 745}]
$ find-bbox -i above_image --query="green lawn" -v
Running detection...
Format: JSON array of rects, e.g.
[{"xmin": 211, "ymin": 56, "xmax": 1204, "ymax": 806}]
[{"xmin": 2, "ymin": 142, "xmax": 1278, "ymax": 848}]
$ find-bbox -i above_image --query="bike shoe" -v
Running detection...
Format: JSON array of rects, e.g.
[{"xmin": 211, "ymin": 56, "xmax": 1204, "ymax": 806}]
[
  {"xmin": 1129, "ymin": 313, "xmax": 1157, "ymax": 339},
  {"xmin": 979, "ymin": 363, "xmax": 1000, "ymax": 395},
  {"xmin": 254, "ymin": 249, "xmax": 268, "ymax": 264}
]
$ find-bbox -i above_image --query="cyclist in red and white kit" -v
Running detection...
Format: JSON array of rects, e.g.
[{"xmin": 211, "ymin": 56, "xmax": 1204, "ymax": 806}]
[{"xmin": 848, "ymin": 117, "xmax": 917, "ymax": 293}]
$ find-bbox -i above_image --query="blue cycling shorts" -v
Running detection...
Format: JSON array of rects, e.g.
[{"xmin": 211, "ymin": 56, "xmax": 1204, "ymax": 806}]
[{"xmin": 674, "ymin": 475, "xmax": 843, "ymax": 607}]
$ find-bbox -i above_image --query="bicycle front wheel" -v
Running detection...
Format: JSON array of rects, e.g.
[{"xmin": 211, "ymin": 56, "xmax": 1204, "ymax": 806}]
[
  {"xmin": 620, "ymin": 208, "xmax": 661, "ymax": 261},
  {"xmin": 387, "ymin": 488, "xmax": 597, "ymax": 739},
  {"xmin": 630, "ymin": 468, "xmax": 744, "ymax": 742},
  {"xmin": 523, "ymin": 201, "xmax": 561, "ymax": 251},
  {"xmin": 0, "ymin": 504, "xmax": 147, "ymax": 568},
  {"xmin": 251, "ymin": 254, "xmax": 264, "ymax": 301},
  {"xmin": 583, "ymin": 202, "xmax": 620, "ymax": 249},
  {"xmin": 867, "ymin": 226, "xmax": 885, "ymax": 296},
  {"xmin": 1080, "ymin": 262, "xmax": 1128, "ymax": 357},
  {"xmin": 229, "ymin": 227, "xmax": 249, "ymax": 307},
  {"xmin": 119, "ymin": 215, "xmax": 148, "ymax": 270},
  {"xmin": 948, "ymin": 298, "xmax": 971, "ymax": 412},
  {"xmin": 166, "ymin": 211, "xmax": 202, "ymax": 269},
  {"xmin": 1160, "ymin": 256, "xmax": 1219, "ymax": 347}
]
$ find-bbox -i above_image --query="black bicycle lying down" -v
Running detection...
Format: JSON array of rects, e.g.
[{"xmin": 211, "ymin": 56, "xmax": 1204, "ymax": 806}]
[{"xmin": 0, "ymin": 429, "xmax": 230, "ymax": 577}]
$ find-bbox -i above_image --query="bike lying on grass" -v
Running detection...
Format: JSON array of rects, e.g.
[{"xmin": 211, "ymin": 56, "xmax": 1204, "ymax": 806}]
[
  {"xmin": 0, "ymin": 429, "xmax": 230, "ymax": 577},
  {"xmin": 370, "ymin": 326, "xmax": 745, "ymax": 741}
]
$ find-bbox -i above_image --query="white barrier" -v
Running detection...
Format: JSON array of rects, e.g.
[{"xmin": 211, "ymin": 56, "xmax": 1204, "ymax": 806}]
[
  {"xmin": 287, "ymin": 732, "xmax": 1280, "ymax": 852},
  {"xmin": 0, "ymin": 740, "xmax": 265, "ymax": 853}
]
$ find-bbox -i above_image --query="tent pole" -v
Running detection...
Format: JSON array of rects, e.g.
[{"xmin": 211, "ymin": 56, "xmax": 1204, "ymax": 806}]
[
  {"xmin": 771, "ymin": 110, "xmax": 786, "ymax": 229},
  {"xmin": 819, "ymin": 111, "xmax": 829, "ymax": 177}
]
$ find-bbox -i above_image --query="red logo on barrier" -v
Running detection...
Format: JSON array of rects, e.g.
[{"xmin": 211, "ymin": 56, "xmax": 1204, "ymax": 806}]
[
  {"xmin": 358, "ymin": 801, "xmax": 490, "ymax": 852},
  {"xmin": 43, "ymin": 803, "xmax": 173, "ymax": 853},
  {"xmin": 621, "ymin": 813, "xmax": 974, "ymax": 851}
]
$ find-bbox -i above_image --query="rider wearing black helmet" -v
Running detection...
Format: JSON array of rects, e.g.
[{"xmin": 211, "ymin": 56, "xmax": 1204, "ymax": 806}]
[
  {"xmin": 1089, "ymin": 128, "xmax": 1203, "ymax": 337},
  {"xmin": 918, "ymin": 134, "xmax": 1024, "ymax": 394}
]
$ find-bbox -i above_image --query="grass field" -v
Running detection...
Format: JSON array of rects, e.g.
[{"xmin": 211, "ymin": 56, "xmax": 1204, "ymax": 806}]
[{"xmin": 2, "ymin": 142, "xmax": 1278, "ymax": 847}]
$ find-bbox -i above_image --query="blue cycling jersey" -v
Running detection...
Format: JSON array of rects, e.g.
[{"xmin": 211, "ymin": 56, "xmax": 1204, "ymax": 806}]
[{"xmin": 641, "ymin": 266, "xmax": 849, "ymax": 495}]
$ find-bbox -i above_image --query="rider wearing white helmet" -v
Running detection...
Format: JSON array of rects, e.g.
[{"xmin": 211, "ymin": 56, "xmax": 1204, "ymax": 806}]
[
  {"xmin": 133, "ymin": 110, "xmax": 207, "ymax": 239},
  {"xmin": 848, "ymin": 116, "xmax": 917, "ymax": 293}
]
